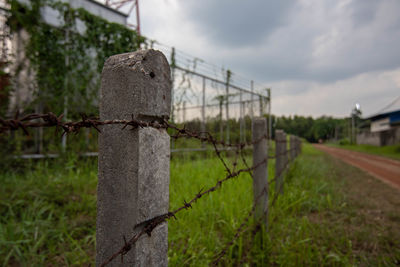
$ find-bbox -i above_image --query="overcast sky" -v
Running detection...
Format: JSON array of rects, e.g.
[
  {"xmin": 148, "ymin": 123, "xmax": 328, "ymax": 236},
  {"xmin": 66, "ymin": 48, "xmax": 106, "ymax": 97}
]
[{"xmin": 135, "ymin": 0, "xmax": 400, "ymax": 118}]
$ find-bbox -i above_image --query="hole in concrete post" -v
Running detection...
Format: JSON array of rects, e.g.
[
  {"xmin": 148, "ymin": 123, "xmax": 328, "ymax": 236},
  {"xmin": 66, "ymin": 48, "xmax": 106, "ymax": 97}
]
[{"xmin": 150, "ymin": 72, "xmax": 155, "ymax": 78}]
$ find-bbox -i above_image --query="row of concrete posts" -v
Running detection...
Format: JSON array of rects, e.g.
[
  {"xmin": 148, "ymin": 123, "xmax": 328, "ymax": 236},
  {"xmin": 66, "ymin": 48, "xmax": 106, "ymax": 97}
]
[{"xmin": 96, "ymin": 50, "xmax": 301, "ymax": 266}]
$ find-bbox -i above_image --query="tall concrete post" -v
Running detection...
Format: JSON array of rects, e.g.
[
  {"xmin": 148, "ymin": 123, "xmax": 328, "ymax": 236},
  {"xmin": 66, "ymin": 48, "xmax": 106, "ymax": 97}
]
[
  {"xmin": 97, "ymin": 50, "xmax": 171, "ymax": 266},
  {"xmin": 252, "ymin": 118, "xmax": 268, "ymax": 229},
  {"xmin": 275, "ymin": 130, "xmax": 285, "ymax": 195}
]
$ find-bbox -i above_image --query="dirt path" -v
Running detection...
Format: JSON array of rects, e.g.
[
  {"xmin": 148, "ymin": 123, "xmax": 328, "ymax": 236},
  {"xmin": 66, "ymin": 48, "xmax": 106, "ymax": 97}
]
[{"xmin": 314, "ymin": 144, "xmax": 400, "ymax": 190}]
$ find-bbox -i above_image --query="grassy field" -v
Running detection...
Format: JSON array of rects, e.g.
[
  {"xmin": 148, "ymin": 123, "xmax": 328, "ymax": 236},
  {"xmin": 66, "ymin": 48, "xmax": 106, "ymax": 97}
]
[
  {"xmin": 328, "ymin": 143, "xmax": 400, "ymax": 161},
  {"xmin": 1, "ymin": 144, "xmax": 399, "ymax": 266}
]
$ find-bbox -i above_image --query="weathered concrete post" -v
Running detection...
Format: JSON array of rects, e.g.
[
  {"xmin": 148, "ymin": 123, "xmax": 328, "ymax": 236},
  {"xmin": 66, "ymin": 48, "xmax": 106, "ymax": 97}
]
[
  {"xmin": 252, "ymin": 118, "xmax": 268, "ymax": 228},
  {"xmin": 97, "ymin": 50, "xmax": 171, "ymax": 266},
  {"xmin": 275, "ymin": 130, "xmax": 285, "ymax": 194}
]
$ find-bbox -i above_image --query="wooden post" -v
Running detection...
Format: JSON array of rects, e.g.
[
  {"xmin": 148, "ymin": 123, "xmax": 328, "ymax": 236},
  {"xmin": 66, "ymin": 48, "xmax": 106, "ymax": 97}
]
[{"xmin": 97, "ymin": 50, "xmax": 171, "ymax": 266}]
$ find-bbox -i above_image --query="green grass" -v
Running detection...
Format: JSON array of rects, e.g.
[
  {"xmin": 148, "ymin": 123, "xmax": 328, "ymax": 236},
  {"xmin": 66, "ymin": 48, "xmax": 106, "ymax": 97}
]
[
  {"xmin": 1, "ymin": 143, "xmax": 398, "ymax": 266},
  {"xmin": 0, "ymin": 155, "xmax": 97, "ymax": 266},
  {"xmin": 328, "ymin": 143, "xmax": 400, "ymax": 160}
]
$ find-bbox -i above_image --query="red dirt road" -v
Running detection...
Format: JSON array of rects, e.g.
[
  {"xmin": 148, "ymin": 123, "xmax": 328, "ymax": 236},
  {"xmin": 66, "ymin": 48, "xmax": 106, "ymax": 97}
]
[{"xmin": 314, "ymin": 144, "xmax": 400, "ymax": 190}]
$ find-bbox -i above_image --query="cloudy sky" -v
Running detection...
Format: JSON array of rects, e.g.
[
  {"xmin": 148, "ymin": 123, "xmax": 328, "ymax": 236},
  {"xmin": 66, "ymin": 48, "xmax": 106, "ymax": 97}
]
[{"xmin": 133, "ymin": 0, "xmax": 400, "ymax": 118}]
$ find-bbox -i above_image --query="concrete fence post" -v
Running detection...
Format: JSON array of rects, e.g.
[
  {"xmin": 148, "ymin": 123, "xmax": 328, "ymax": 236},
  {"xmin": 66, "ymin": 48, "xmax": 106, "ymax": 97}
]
[
  {"xmin": 275, "ymin": 130, "xmax": 285, "ymax": 194},
  {"xmin": 252, "ymin": 118, "xmax": 269, "ymax": 229},
  {"xmin": 97, "ymin": 50, "xmax": 171, "ymax": 266}
]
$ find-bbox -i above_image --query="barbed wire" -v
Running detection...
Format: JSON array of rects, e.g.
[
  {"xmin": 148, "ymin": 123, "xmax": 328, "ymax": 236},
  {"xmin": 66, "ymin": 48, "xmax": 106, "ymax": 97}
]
[
  {"xmin": 100, "ymin": 157, "xmax": 268, "ymax": 266},
  {"xmin": 0, "ymin": 111, "xmax": 301, "ymax": 267},
  {"xmin": 0, "ymin": 112, "xmax": 271, "ymax": 149},
  {"xmin": 211, "ymin": 151, "xmax": 294, "ymax": 266}
]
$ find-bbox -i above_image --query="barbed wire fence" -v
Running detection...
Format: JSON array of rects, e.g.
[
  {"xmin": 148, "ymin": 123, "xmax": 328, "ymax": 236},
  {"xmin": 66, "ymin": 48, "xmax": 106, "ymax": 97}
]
[
  {"xmin": 2, "ymin": 35, "xmax": 271, "ymax": 157},
  {"xmin": 147, "ymin": 41, "xmax": 272, "ymax": 150},
  {"xmin": 0, "ymin": 49, "xmax": 301, "ymax": 266}
]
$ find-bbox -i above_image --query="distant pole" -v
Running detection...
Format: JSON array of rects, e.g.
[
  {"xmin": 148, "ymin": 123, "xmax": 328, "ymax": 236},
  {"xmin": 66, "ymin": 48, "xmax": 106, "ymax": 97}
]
[
  {"xmin": 201, "ymin": 77, "xmax": 206, "ymax": 147},
  {"xmin": 250, "ymin": 80, "xmax": 254, "ymax": 119},
  {"xmin": 183, "ymin": 101, "xmax": 186, "ymax": 123},
  {"xmin": 170, "ymin": 47, "xmax": 176, "ymax": 123},
  {"xmin": 259, "ymin": 95, "xmax": 263, "ymax": 117},
  {"xmin": 239, "ymin": 90, "xmax": 244, "ymax": 143},
  {"xmin": 267, "ymin": 88, "xmax": 271, "ymax": 141},
  {"xmin": 351, "ymin": 113, "xmax": 355, "ymax": 144},
  {"xmin": 242, "ymin": 101, "xmax": 246, "ymax": 143},
  {"xmin": 219, "ymin": 99, "xmax": 223, "ymax": 142},
  {"xmin": 225, "ymin": 70, "xmax": 231, "ymax": 144},
  {"xmin": 62, "ymin": 25, "xmax": 70, "ymax": 152},
  {"xmin": 170, "ymin": 47, "xmax": 176, "ymax": 149}
]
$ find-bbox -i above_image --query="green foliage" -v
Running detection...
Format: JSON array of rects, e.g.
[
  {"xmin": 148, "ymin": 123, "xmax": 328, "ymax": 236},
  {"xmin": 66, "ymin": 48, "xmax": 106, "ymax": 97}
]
[
  {"xmin": 273, "ymin": 115, "xmax": 349, "ymax": 143},
  {"xmin": 7, "ymin": 0, "xmax": 145, "ymax": 116},
  {"xmin": 338, "ymin": 138, "xmax": 350, "ymax": 146}
]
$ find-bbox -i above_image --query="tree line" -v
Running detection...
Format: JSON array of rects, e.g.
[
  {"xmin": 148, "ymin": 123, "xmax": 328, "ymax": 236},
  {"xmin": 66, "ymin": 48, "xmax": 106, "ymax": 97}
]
[{"xmin": 181, "ymin": 114, "xmax": 355, "ymax": 144}]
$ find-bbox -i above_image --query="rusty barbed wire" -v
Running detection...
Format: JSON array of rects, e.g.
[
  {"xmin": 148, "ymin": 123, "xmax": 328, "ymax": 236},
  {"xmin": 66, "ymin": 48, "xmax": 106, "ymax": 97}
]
[
  {"xmin": 0, "ymin": 112, "xmax": 270, "ymax": 149},
  {"xmin": 0, "ymin": 112, "xmax": 168, "ymax": 136},
  {"xmin": 211, "ymin": 149, "xmax": 297, "ymax": 266},
  {"xmin": 0, "ymin": 112, "xmax": 302, "ymax": 267},
  {"xmin": 100, "ymin": 156, "xmax": 268, "ymax": 267}
]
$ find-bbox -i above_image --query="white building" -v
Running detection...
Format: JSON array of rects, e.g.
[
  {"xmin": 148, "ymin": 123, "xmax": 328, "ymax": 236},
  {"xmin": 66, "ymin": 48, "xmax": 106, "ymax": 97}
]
[{"xmin": 1, "ymin": 0, "xmax": 128, "ymax": 113}]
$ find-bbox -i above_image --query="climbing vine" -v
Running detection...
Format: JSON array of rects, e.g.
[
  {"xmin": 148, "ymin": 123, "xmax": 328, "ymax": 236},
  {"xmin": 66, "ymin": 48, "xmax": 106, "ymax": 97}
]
[{"xmin": 7, "ymin": 0, "xmax": 145, "ymax": 116}]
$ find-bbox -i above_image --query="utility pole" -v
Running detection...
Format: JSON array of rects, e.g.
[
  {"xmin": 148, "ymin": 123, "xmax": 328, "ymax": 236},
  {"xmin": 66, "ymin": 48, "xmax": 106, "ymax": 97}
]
[
  {"xmin": 250, "ymin": 80, "xmax": 254, "ymax": 118},
  {"xmin": 225, "ymin": 70, "xmax": 231, "ymax": 144}
]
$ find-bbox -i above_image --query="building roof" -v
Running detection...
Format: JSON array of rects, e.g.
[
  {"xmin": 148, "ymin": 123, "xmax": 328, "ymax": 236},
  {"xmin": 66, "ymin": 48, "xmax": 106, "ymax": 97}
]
[{"xmin": 365, "ymin": 96, "xmax": 400, "ymax": 120}]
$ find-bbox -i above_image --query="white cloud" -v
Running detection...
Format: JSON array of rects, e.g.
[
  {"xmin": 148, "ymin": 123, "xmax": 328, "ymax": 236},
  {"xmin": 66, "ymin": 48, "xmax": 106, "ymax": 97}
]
[{"xmin": 271, "ymin": 68, "xmax": 400, "ymax": 117}]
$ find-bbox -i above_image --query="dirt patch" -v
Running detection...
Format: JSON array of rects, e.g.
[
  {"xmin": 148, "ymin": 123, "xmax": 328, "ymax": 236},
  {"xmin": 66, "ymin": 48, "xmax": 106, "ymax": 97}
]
[
  {"xmin": 314, "ymin": 144, "xmax": 400, "ymax": 190},
  {"xmin": 312, "ymin": 151, "xmax": 400, "ymax": 265}
]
